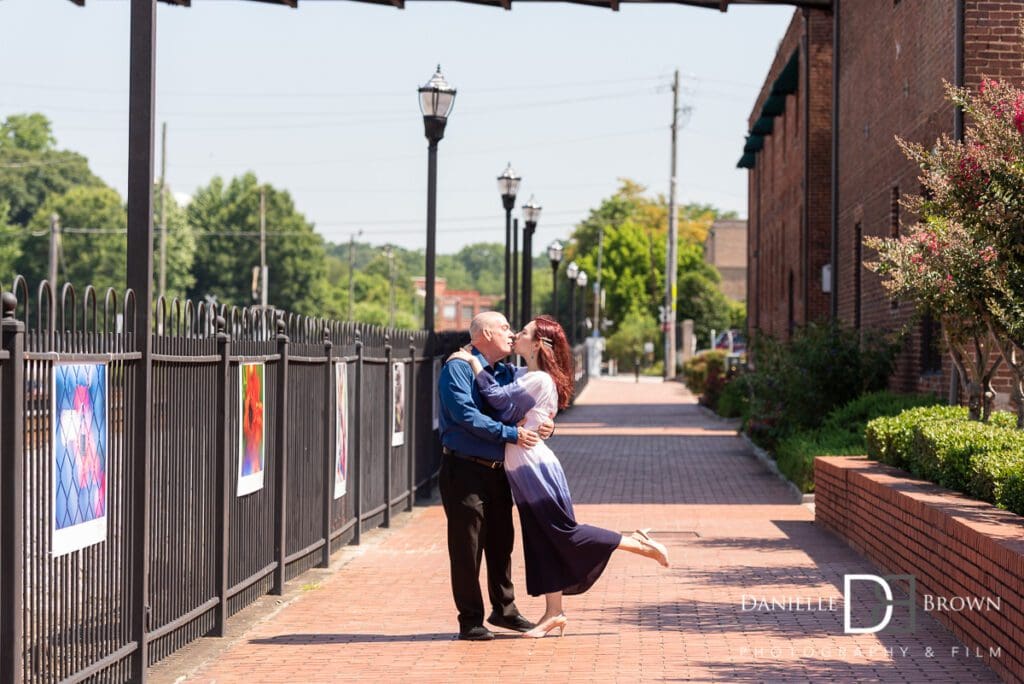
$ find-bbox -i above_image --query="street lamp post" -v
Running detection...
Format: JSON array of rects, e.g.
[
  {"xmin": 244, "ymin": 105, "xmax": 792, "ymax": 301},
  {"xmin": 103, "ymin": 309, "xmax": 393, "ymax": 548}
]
[
  {"xmin": 576, "ymin": 270, "xmax": 589, "ymax": 346},
  {"xmin": 566, "ymin": 261, "xmax": 579, "ymax": 344},
  {"xmin": 546, "ymin": 239, "xmax": 562, "ymax": 321},
  {"xmin": 521, "ymin": 196, "xmax": 542, "ymax": 327},
  {"xmin": 419, "ymin": 65, "xmax": 456, "ymax": 331},
  {"xmin": 497, "ymin": 163, "xmax": 521, "ymax": 322}
]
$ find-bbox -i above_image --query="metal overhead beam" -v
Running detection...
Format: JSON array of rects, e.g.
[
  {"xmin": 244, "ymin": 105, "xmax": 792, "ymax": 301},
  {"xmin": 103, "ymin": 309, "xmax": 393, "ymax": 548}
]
[{"xmin": 68, "ymin": 0, "xmax": 833, "ymax": 9}]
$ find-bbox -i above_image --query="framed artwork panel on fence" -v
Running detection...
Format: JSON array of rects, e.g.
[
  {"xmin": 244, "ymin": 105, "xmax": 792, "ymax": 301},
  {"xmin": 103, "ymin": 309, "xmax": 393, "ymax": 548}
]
[
  {"xmin": 334, "ymin": 361, "xmax": 348, "ymax": 499},
  {"xmin": 52, "ymin": 362, "xmax": 108, "ymax": 556},
  {"xmin": 237, "ymin": 362, "xmax": 266, "ymax": 496},
  {"xmin": 391, "ymin": 361, "xmax": 405, "ymax": 447},
  {"xmin": 432, "ymin": 357, "xmax": 441, "ymax": 430}
]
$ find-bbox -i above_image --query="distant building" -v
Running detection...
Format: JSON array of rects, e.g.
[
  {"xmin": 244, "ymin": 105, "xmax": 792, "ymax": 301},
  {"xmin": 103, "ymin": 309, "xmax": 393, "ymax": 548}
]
[
  {"xmin": 704, "ymin": 219, "xmax": 748, "ymax": 302},
  {"xmin": 413, "ymin": 277, "xmax": 497, "ymax": 332}
]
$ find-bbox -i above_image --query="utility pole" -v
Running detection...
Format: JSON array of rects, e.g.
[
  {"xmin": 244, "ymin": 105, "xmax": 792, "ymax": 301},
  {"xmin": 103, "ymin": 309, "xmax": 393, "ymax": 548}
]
[
  {"xmin": 158, "ymin": 122, "xmax": 168, "ymax": 301},
  {"xmin": 259, "ymin": 185, "xmax": 268, "ymax": 309},
  {"xmin": 48, "ymin": 213, "xmax": 60, "ymax": 293},
  {"xmin": 386, "ymin": 245, "xmax": 396, "ymax": 328},
  {"xmin": 664, "ymin": 69, "xmax": 680, "ymax": 380},
  {"xmin": 348, "ymin": 230, "xmax": 362, "ymax": 321},
  {"xmin": 593, "ymin": 226, "xmax": 603, "ymax": 337}
]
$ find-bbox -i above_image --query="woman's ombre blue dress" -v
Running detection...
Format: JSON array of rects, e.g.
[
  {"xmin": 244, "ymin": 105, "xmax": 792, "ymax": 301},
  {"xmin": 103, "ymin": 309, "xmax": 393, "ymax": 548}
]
[{"xmin": 477, "ymin": 369, "xmax": 620, "ymax": 596}]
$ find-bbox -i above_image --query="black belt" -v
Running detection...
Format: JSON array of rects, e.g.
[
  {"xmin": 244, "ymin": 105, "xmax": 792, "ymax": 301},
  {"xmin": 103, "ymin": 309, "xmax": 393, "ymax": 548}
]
[{"xmin": 443, "ymin": 447, "xmax": 503, "ymax": 470}]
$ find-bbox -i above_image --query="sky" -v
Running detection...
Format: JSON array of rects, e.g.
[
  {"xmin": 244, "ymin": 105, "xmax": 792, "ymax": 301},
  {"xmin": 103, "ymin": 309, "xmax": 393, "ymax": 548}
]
[{"xmin": 0, "ymin": 0, "xmax": 794, "ymax": 257}]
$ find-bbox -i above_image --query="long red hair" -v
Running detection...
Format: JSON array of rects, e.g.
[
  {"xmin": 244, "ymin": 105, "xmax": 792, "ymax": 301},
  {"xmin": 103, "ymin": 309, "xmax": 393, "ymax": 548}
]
[{"xmin": 533, "ymin": 315, "xmax": 574, "ymax": 410}]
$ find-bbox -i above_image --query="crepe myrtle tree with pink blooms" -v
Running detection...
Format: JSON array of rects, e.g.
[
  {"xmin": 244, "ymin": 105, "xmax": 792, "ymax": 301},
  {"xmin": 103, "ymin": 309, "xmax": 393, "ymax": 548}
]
[{"xmin": 866, "ymin": 45, "xmax": 1024, "ymax": 426}]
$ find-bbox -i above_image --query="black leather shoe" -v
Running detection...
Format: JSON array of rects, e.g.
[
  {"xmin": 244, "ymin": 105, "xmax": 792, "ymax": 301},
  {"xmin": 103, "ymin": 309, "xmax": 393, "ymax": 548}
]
[
  {"xmin": 487, "ymin": 612, "xmax": 536, "ymax": 633},
  {"xmin": 458, "ymin": 625, "xmax": 495, "ymax": 641}
]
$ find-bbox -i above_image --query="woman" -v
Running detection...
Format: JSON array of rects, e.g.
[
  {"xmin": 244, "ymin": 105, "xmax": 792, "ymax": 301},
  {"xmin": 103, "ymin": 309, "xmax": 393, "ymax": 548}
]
[{"xmin": 448, "ymin": 315, "xmax": 669, "ymax": 639}]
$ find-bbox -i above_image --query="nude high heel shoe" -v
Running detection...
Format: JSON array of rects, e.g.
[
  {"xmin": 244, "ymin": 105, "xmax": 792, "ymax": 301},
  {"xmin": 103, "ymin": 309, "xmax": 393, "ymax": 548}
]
[
  {"xmin": 632, "ymin": 529, "xmax": 670, "ymax": 567},
  {"xmin": 522, "ymin": 613, "xmax": 568, "ymax": 638}
]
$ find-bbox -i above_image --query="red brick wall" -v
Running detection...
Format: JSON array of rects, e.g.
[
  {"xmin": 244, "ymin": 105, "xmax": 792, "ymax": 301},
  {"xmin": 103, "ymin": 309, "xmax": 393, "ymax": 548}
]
[
  {"xmin": 747, "ymin": 10, "xmax": 833, "ymax": 341},
  {"xmin": 835, "ymin": 0, "xmax": 1024, "ymax": 398},
  {"xmin": 816, "ymin": 456, "xmax": 1024, "ymax": 683}
]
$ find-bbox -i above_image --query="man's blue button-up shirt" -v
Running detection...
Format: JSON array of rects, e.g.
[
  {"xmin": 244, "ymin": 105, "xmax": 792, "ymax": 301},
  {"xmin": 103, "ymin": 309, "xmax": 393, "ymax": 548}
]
[{"xmin": 438, "ymin": 348, "xmax": 519, "ymax": 462}]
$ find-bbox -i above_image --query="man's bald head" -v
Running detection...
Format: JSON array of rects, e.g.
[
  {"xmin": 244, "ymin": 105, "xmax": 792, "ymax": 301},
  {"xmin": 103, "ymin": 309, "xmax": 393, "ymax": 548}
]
[{"xmin": 469, "ymin": 311, "xmax": 513, "ymax": 364}]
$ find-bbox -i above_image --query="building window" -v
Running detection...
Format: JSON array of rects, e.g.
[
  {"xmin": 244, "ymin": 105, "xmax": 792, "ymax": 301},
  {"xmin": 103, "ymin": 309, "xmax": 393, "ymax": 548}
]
[
  {"xmin": 443, "ymin": 303, "xmax": 456, "ymax": 321},
  {"xmin": 921, "ymin": 313, "xmax": 943, "ymax": 374},
  {"xmin": 854, "ymin": 222, "xmax": 862, "ymax": 329},
  {"xmin": 461, "ymin": 304, "xmax": 474, "ymax": 322}
]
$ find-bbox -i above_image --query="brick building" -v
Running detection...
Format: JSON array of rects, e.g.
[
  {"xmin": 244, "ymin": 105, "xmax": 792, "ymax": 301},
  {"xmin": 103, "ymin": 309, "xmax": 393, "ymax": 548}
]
[
  {"xmin": 741, "ymin": 9, "xmax": 833, "ymax": 341},
  {"xmin": 703, "ymin": 219, "xmax": 748, "ymax": 302},
  {"xmin": 743, "ymin": 1, "xmax": 1024, "ymax": 398},
  {"xmin": 413, "ymin": 277, "xmax": 497, "ymax": 332}
]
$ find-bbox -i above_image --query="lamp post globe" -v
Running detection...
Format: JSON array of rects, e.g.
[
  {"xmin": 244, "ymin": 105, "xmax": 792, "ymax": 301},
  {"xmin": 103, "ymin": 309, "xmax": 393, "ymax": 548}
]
[
  {"xmin": 547, "ymin": 239, "xmax": 563, "ymax": 321},
  {"xmin": 519, "ymin": 195, "xmax": 542, "ymax": 327},
  {"xmin": 576, "ymin": 270, "xmax": 588, "ymax": 344},
  {"xmin": 497, "ymin": 162, "xmax": 521, "ymax": 321},
  {"xmin": 566, "ymin": 261, "xmax": 579, "ymax": 344},
  {"xmin": 419, "ymin": 65, "xmax": 456, "ymax": 331}
]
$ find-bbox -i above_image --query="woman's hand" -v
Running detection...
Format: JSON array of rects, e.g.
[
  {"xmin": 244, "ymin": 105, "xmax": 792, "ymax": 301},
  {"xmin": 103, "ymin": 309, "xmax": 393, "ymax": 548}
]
[{"xmin": 448, "ymin": 349, "xmax": 474, "ymax": 364}]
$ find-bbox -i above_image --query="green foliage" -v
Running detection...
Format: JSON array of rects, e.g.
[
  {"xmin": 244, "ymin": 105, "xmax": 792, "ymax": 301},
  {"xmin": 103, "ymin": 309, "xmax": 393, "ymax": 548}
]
[
  {"xmin": 0, "ymin": 201, "xmax": 19, "ymax": 283},
  {"xmin": 677, "ymin": 271, "xmax": 733, "ymax": 345},
  {"xmin": 605, "ymin": 310, "xmax": 659, "ymax": 367},
  {"xmin": 20, "ymin": 185, "xmax": 127, "ymax": 293},
  {"xmin": 716, "ymin": 374, "xmax": 749, "ymax": 418},
  {"xmin": 187, "ymin": 174, "xmax": 330, "ymax": 316},
  {"xmin": 865, "ymin": 405, "xmax": 1024, "ymax": 515},
  {"xmin": 773, "ymin": 392, "xmax": 940, "ymax": 493},
  {"xmin": 0, "ymin": 114, "xmax": 55, "ymax": 153},
  {"xmin": 681, "ymin": 350, "xmax": 726, "ymax": 396},
  {"xmin": 744, "ymin": 323, "xmax": 899, "ymax": 449},
  {"xmin": 563, "ymin": 180, "xmax": 737, "ymax": 340}
]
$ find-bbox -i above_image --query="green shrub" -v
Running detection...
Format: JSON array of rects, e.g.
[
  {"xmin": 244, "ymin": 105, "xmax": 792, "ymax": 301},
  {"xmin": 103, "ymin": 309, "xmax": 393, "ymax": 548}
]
[
  {"xmin": 716, "ymin": 375, "xmax": 749, "ymax": 418},
  {"xmin": 682, "ymin": 350, "xmax": 726, "ymax": 396},
  {"xmin": 968, "ymin": 449, "xmax": 1024, "ymax": 505},
  {"xmin": 743, "ymin": 323, "xmax": 899, "ymax": 449},
  {"xmin": 999, "ymin": 472, "xmax": 1024, "ymax": 516},
  {"xmin": 865, "ymin": 405, "xmax": 1024, "ymax": 517},
  {"xmin": 776, "ymin": 428, "xmax": 866, "ymax": 493}
]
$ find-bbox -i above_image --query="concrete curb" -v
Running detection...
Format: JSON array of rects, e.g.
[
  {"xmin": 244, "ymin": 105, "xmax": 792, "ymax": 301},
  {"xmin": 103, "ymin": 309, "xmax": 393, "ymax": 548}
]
[{"xmin": 738, "ymin": 432, "xmax": 815, "ymax": 505}]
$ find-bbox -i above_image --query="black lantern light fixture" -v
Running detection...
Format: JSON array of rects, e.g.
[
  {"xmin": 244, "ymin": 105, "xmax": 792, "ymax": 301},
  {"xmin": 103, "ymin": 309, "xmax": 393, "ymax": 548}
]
[
  {"xmin": 497, "ymin": 162, "xmax": 521, "ymax": 321},
  {"xmin": 520, "ymin": 195, "xmax": 542, "ymax": 327},
  {"xmin": 419, "ymin": 65, "xmax": 456, "ymax": 330},
  {"xmin": 546, "ymin": 239, "xmax": 563, "ymax": 321}
]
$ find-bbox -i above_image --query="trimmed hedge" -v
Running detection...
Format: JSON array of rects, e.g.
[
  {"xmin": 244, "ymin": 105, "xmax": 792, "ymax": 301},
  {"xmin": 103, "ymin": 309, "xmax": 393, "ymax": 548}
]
[
  {"xmin": 774, "ymin": 391, "xmax": 941, "ymax": 493},
  {"xmin": 865, "ymin": 406, "xmax": 1024, "ymax": 515},
  {"xmin": 682, "ymin": 350, "xmax": 726, "ymax": 396}
]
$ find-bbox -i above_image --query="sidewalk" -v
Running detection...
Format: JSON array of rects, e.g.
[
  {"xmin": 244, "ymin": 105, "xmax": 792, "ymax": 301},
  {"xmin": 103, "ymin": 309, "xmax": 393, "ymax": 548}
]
[{"xmin": 163, "ymin": 378, "xmax": 999, "ymax": 683}]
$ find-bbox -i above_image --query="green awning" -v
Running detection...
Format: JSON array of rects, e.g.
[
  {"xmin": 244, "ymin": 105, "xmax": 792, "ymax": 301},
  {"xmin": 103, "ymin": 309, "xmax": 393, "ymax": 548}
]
[
  {"xmin": 738, "ymin": 47, "xmax": 799, "ymax": 172},
  {"xmin": 751, "ymin": 116, "xmax": 774, "ymax": 135},
  {"xmin": 771, "ymin": 51, "xmax": 799, "ymax": 97}
]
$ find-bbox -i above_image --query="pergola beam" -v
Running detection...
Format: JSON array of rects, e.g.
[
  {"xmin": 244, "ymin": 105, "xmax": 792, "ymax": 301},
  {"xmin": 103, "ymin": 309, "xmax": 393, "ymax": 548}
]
[{"xmin": 68, "ymin": 0, "xmax": 834, "ymax": 9}]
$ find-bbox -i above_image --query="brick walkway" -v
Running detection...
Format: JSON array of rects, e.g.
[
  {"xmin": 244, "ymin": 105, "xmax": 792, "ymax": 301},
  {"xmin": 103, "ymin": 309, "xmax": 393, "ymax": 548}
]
[{"xmin": 168, "ymin": 377, "xmax": 999, "ymax": 683}]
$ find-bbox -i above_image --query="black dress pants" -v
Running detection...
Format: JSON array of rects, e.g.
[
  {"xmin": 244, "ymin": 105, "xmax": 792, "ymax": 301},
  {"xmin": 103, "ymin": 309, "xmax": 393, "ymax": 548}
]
[{"xmin": 438, "ymin": 454, "xmax": 518, "ymax": 630}]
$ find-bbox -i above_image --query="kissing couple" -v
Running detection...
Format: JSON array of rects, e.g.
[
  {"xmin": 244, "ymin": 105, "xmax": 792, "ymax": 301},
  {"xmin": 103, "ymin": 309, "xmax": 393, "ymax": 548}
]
[{"xmin": 437, "ymin": 311, "xmax": 670, "ymax": 641}]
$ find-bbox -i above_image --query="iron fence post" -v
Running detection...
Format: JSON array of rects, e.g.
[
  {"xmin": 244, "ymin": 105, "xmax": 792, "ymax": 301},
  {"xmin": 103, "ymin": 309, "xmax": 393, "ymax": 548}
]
[
  {"xmin": 383, "ymin": 335, "xmax": 392, "ymax": 528},
  {"xmin": 407, "ymin": 335, "xmax": 416, "ymax": 512},
  {"xmin": 213, "ymin": 316, "xmax": 230, "ymax": 636},
  {"xmin": 272, "ymin": 319, "xmax": 289, "ymax": 595},
  {"xmin": 321, "ymin": 329, "xmax": 333, "ymax": 568},
  {"xmin": 353, "ymin": 330, "xmax": 363, "ymax": 545},
  {"xmin": 1, "ymin": 293, "xmax": 25, "ymax": 683}
]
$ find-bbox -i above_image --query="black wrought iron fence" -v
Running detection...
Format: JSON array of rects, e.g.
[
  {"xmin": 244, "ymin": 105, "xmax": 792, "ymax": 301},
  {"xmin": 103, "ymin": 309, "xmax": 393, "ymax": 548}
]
[{"xmin": 0, "ymin": 280, "xmax": 588, "ymax": 683}]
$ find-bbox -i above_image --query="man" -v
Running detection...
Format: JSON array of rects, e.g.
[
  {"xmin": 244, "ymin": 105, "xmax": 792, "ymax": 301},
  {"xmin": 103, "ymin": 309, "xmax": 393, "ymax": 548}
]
[{"xmin": 438, "ymin": 311, "xmax": 554, "ymax": 641}]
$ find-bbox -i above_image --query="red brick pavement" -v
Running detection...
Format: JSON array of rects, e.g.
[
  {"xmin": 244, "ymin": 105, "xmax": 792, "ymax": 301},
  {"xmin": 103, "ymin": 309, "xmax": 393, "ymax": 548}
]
[{"xmin": 171, "ymin": 378, "xmax": 1001, "ymax": 683}]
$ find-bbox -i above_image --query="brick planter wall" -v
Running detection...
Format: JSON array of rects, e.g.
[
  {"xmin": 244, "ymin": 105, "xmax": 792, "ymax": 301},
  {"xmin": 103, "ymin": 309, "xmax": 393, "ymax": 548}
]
[{"xmin": 815, "ymin": 456, "xmax": 1024, "ymax": 683}]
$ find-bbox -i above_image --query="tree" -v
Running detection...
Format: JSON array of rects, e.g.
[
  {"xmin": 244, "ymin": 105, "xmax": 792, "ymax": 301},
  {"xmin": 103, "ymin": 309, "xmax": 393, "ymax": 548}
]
[
  {"xmin": 21, "ymin": 185, "xmax": 127, "ymax": 295},
  {"xmin": 187, "ymin": 174, "xmax": 330, "ymax": 316},
  {"xmin": 0, "ymin": 201, "xmax": 19, "ymax": 284},
  {"xmin": 154, "ymin": 189, "xmax": 196, "ymax": 302},
  {"xmin": 605, "ymin": 310, "xmax": 659, "ymax": 368},
  {"xmin": 0, "ymin": 113, "xmax": 102, "ymax": 226}
]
